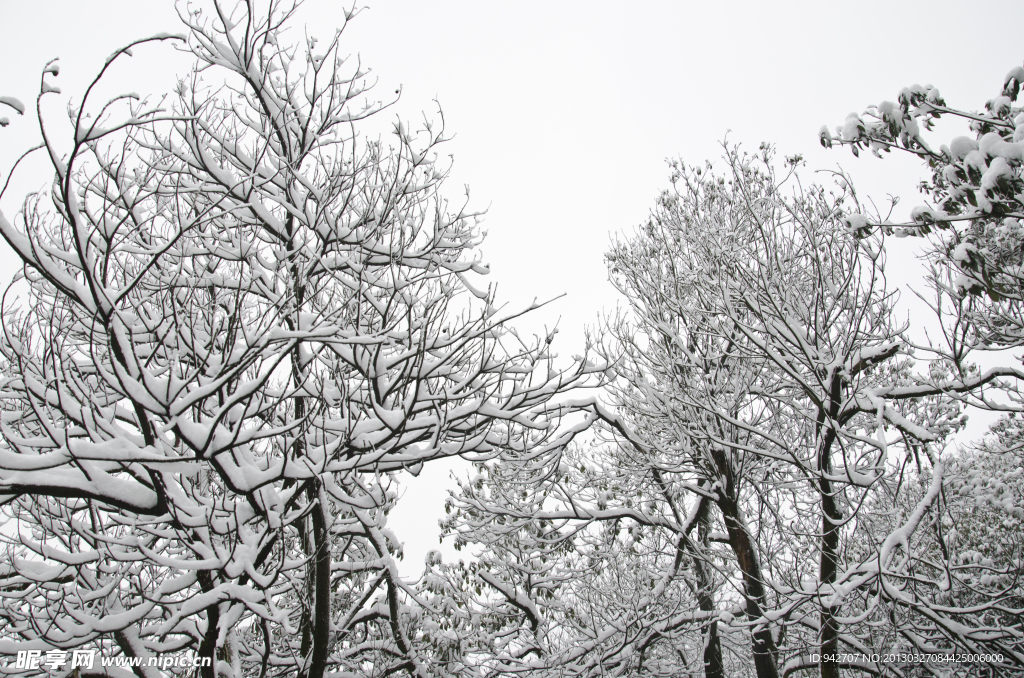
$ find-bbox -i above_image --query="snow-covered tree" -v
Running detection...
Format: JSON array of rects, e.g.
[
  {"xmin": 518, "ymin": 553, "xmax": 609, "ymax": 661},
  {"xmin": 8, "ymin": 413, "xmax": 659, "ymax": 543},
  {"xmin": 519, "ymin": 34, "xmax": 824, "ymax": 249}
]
[
  {"xmin": 821, "ymin": 64, "xmax": 1024, "ymax": 675},
  {"xmin": 606, "ymin": 147, "xmax": 1024, "ymax": 677},
  {"xmin": 599, "ymin": 147, "xmax": 927, "ymax": 678},
  {"xmin": 0, "ymin": 2, "xmax": 598, "ymax": 677},
  {"xmin": 445, "ymin": 146, "xmax": 1022, "ymax": 678},
  {"xmin": 846, "ymin": 414, "xmax": 1024, "ymax": 677},
  {"xmin": 824, "ymin": 62, "xmax": 1024, "ymax": 357},
  {"xmin": 437, "ymin": 434, "xmax": 738, "ymax": 678}
]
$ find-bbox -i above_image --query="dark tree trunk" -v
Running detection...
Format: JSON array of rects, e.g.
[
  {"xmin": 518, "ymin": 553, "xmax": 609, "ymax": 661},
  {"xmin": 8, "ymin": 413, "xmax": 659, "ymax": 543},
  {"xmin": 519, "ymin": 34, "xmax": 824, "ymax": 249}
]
[
  {"xmin": 196, "ymin": 570, "xmax": 220, "ymax": 678},
  {"xmin": 817, "ymin": 377, "xmax": 843, "ymax": 678},
  {"xmin": 303, "ymin": 484, "xmax": 332, "ymax": 678},
  {"xmin": 694, "ymin": 508, "xmax": 725, "ymax": 678},
  {"xmin": 710, "ymin": 445, "xmax": 779, "ymax": 678}
]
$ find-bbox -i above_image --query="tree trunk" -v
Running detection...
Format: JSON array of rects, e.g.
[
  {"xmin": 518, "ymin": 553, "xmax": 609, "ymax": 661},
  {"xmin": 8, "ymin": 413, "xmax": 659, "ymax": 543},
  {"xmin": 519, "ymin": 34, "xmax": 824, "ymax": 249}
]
[
  {"xmin": 307, "ymin": 486, "xmax": 332, "ymax": 678},
  {"xmin": 196, "ymin": 570, "xmax": 220, "ymax": 678},
  {"xmin": 818, "ymin": 379, "xmax": 843, "ymax": 678},
  {"xmin": 819, "ymin": 476, "xmax": 841, "ymax": 678},
  {"xmin": 654, "ymin": 470, "xmax": 725, "ymax": 678},
  {"xmin": 709, "ymin": 446, "xmax": 779, "ymax": 678},
  {"xmin": 694, "ymin": 509, "xmax": 725, "ymax": 678},
  {"xmin": 719, "ymin": 499, "xmax": 779, "ymax": 678}
]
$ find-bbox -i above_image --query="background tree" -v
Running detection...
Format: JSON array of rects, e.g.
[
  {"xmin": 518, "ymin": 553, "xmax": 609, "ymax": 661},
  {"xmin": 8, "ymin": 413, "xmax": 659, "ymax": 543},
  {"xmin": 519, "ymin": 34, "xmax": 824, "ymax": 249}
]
[
  {"xmin": 595, "ymin": 146, "xmax": 973, "ymax": 678},
  {"xmin": 845, "ymin": 412, "xmax": 1024, "ymax": 677},
  {"xmin": 0, "ymin": 2, "xmax": 598, "ymax": 677},
  {"xmin": 446, "ymin": 145, "xmax": 1022, "ymax": 678}
]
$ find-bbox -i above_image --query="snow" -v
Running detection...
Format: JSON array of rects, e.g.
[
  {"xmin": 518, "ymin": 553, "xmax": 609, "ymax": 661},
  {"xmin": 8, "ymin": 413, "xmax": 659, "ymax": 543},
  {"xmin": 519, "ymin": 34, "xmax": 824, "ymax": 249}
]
[
  {"xmin": 979, "ymin": 131, "xmax": 1024, "ymax": 162},
  {"xmin": 818, "ymin": 125, "xmax": 832, "ymax": 147},
  {"xmin": 981, "ymin": 156, "xmax": 1014, "ymax": 192},
  {"xmin": 963, "ymin": 148, "xmax": 988, "ymax": 174},
  {"xmin": 987, "ymin": 95, "xmax": 1012, "ymax": 116},
  {"xmin": 909, "ymin": 206, "xmax": 946, "ymax": 223},
  {"xmin": 841, "ymin": 112, "xmax": 864, "ymax": 141},
  {"xmin": 0, "ymin": 95, "xmax": 25, "ymax": 115},
  {"xmin": 843, "ymin": 212, "xmax": 870, "ymax": 234},
  {"xmin": 10, "ymin": 558, "xmax": 68, "ymax": 582},
  {"xmin": 1006, "ymin": 66, "xmax": 1024, "ymax": 87},
  {"xmin": 951, "ymin": 241, "xmax": 977, "ymax": 265},
  {"xmin": 949, "ymin": 136, "xmax": 978, "ymax": 160}
]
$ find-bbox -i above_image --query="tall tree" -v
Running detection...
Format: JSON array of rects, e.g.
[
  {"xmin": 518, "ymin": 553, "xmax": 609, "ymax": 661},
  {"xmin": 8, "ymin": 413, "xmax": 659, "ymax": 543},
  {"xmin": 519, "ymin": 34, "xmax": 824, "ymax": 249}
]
[
  {"xmin": 0, "ymin": 2, "xmax": 596, "ymax": 676},
  {"xmin": 595, "ymin": 146, "xmax": 955, "ymax": 678},
  {"xmin": 447, "ymin": 146, "xmax": 1020, "ymax": 678}
]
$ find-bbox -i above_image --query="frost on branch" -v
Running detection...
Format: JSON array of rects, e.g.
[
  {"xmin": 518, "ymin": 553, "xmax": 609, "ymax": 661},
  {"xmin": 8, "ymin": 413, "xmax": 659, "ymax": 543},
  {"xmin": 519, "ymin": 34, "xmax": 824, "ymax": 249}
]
[{"xmin": 0, "ymin": 2, "xmax": 599, "ymax": 677}]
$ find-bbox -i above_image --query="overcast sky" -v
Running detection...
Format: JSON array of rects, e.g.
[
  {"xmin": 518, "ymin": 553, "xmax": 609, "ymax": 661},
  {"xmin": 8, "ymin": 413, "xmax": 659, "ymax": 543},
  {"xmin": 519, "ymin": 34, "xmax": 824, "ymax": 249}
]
[{"xmin": 2, "ymin": 0, "xmax": 1023, "ymax": 571}]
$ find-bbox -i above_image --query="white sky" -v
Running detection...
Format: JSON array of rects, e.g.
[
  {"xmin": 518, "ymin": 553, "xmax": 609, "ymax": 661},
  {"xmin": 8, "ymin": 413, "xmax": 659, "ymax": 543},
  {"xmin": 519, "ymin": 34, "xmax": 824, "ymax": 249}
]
[{"xmin": 2, "ymin": 0, "xmax": 1023, "ymax": 572}]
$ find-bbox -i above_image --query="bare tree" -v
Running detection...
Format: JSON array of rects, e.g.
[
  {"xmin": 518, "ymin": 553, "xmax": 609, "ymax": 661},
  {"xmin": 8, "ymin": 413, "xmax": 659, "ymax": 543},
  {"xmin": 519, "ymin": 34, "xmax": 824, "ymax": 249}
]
[
  {"xmin": 0, "ymin": 2, "xmax": 597, "ymax": 677},
  {"xmin": 445, "ymin": 146, "xmax": 1023, "ymax": 678},
  {"xmin": 603, "ymin": 147, "xmax": 1024, "ymax": 677}
]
